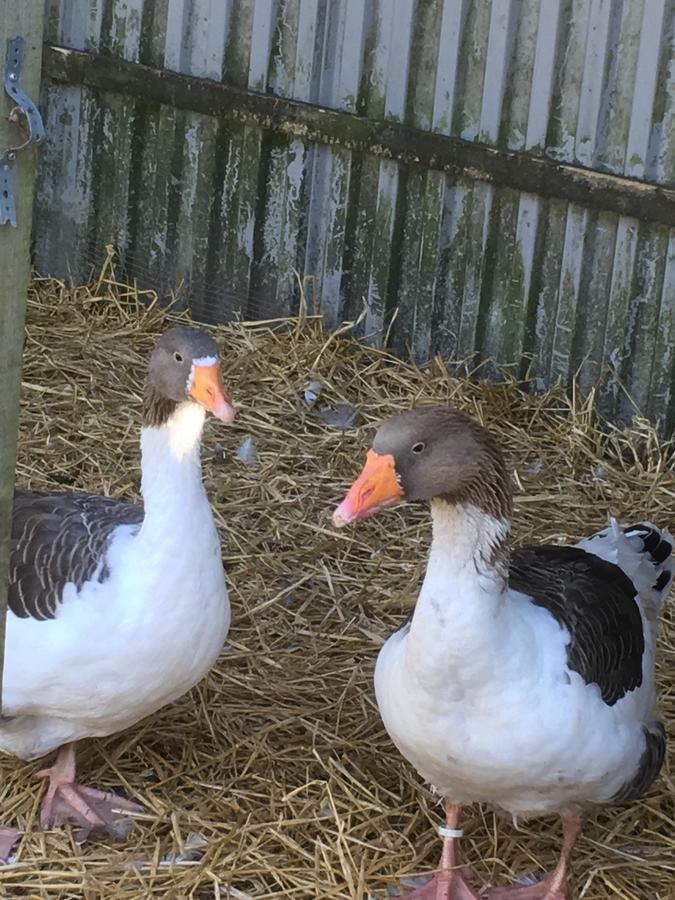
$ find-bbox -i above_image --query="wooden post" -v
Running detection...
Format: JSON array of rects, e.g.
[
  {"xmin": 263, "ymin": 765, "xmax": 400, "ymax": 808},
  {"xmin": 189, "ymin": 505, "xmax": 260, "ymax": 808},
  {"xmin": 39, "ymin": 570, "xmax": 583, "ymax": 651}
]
[{"xmin": 0, "ymin": 4, "xmax": 44, "ymax": 707}]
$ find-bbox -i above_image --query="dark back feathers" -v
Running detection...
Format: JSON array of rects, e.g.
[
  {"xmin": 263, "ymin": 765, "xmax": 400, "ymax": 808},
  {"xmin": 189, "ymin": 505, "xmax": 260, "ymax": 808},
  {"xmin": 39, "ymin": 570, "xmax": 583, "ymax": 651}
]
[
  {"xmin": 10, "ymin": 489, "xmax": 144, "ymax": 621},
  {"xmin": 509, "ymin": 545, "xmax": 644, "ymax": 706}
]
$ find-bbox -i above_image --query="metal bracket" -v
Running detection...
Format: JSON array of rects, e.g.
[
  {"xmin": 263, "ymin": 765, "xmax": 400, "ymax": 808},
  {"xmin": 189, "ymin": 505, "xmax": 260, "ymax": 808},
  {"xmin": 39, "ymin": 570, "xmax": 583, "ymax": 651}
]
[
  {"xmin": 0, "ymin": 150, "xmax": 17, "ymax": 227},
  {"xmin": 1, "ymin": 37, "xmax": 45, "ymax": 227}
]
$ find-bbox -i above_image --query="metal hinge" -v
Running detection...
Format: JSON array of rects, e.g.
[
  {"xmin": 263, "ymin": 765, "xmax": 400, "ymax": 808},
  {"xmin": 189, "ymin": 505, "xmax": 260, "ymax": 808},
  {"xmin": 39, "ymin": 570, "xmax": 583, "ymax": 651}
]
[{"xmin": 1, "ymin": 37, "xmax": 45, "ymax": 227}]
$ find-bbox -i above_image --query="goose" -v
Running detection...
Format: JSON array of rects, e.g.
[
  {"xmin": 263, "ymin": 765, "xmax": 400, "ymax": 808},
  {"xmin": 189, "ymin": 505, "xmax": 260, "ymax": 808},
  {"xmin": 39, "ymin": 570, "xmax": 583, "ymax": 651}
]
[
  {"xmin": 0, "ymin": 326, "xmax": 235, "ymax": 855},
  {"xmin": 332, "ymin": 406, "xmax": 672, "ymax": 900}
]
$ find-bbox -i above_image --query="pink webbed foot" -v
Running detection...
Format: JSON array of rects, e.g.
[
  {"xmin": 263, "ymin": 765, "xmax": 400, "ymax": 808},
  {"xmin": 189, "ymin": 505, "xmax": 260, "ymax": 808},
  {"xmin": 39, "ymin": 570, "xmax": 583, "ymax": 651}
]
[
  {"xmin": 406, "ymin": 869, "xmax": 482, "ymax": 899},
  {"xmin": 0, "ymin": 828, "xmax": 21, "ymax": 862},
  {"xmin": 402, "ymin": 803, "xmax": 481, "ymax": 899},
  {"xmin": 484, "ymin": 873, "xmax": 565, "ymax": 900},
  {"xmin": 485, "ymin": 813, "xmax": 582, "ymax": 900},
  {"xmin": 38, "ymin": 780, "xmax": 143, "ymax": 841},
  {"xmin": 37, "ymin": 743, "xmax": 143, "ymax": 842}
]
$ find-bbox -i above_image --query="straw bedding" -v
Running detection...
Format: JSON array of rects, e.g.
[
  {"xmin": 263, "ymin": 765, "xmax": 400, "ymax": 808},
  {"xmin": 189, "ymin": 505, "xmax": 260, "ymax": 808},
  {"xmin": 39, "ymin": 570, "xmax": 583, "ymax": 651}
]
[{"xmin": 0, "ymin": 267, "xmax": 672, "ymax": 899}]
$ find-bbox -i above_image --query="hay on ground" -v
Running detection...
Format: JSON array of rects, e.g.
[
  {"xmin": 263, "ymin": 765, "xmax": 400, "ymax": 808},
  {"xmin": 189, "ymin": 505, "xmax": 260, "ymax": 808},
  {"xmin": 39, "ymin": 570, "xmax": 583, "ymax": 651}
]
[{"xmin": 0, "ymin": 267, "xmax": 673, "ymax": 899}]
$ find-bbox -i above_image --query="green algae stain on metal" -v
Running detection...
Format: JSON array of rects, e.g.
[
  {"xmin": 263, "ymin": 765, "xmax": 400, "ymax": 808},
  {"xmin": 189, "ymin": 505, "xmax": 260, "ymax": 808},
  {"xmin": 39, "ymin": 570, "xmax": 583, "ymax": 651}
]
[
  {"xmin": 527, "ymin": 198, "xmax": 568, "ymax": 386},
  {"xmin": 648, "ymin": 231, "xmax": 675, "ymax": 430},
  {"xmin": 224, "ymin": 0, "xmax": 256, "ymax": 88},
  {"xmin": 618, "ymin": 223, "xmax": 670, "ymax": 422},
  {"xmin": 569, "ymin": 211, "xmax": 618, "ymax": 392},
  {"xmin": 478, "ymin": 187, "xmax": 523, "ymax": 365},
  {"xmin": 364, "ymin": 161, "xmax": 399, "ymax": 344},
  {"xmin": 405, "ymin": 0, "xmax": 444, "ymax": 130}
]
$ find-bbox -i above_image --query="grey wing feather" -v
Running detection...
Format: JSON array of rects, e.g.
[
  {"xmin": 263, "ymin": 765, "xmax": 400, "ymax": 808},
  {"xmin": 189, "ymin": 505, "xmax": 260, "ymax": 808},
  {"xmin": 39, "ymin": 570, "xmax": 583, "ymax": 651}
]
[{"xmin": 10, "ymin": 489, "xmax": 144, "ymax": 621}]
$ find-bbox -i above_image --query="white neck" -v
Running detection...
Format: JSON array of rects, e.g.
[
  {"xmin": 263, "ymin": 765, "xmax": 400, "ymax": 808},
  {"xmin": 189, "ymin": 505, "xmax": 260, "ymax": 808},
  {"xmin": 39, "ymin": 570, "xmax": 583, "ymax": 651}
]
[
  {"xmin": 426, "ymin": 499, "xmax": 509, "ymax": 587},
  {"xmin": 139, "ymin": 402, "xmax": 208, "ymax": 521},
  {"xmin": 406, "ymin": 500, "xmax": 510, "ymax": 681}
]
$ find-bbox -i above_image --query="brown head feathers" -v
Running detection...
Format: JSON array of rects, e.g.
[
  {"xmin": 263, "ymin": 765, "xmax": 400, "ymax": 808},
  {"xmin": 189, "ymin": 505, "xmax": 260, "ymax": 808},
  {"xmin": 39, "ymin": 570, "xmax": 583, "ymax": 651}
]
[
  {"xmin": 142, "ymin": 326, "xmax": 221, "ymax": 428},
  {"xmin": 372, "ymin": 406, "xmax": 512, "ymax": 521}
]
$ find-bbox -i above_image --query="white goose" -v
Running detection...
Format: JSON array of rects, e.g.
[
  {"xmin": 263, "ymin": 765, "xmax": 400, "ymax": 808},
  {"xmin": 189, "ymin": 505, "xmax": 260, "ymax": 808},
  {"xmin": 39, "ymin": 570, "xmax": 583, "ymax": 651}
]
[
  {"xmin": 1, "ymin": 326, "xmax": 235, "ymax": 853},
  {"xmin": 333, "ymin": 406, "xmax": 671, "ymax": 900}
]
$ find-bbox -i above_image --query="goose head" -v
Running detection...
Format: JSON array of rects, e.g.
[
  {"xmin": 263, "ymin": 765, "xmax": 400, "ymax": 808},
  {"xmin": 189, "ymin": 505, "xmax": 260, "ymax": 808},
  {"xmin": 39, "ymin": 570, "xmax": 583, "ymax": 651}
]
[
  {"xmin": 143, "ymin": 326, "xmax": 236, "ymax": 427},
  {"xmin": 332, "ymin": 406, "xmax": 511, "ymax": 526}
]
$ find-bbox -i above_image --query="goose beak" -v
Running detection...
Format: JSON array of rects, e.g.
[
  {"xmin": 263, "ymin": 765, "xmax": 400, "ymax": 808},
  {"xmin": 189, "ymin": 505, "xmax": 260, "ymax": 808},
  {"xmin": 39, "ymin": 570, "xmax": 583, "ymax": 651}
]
[
  {"xmin": 189, "ymin": 362, "xmax": 236, "ymax": 423},
  {"xmin": 333, "ymin": 450, "xmax": 403, "ymax": 527}
]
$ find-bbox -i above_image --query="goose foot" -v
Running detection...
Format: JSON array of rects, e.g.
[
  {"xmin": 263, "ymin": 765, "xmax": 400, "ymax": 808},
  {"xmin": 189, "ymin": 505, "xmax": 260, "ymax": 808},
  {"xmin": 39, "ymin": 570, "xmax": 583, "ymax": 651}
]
[
  {"xmin": 0, "ymin": 828, "xmax": 21, "ymax": 861},
  {"xmin": 37, "ymin": 742, "xmax": 142, "ymax": 842},
  {"xmin": 484, "ymin": 875, "xmax": 565, "ymax": 900},
  {"xmin": 406, "ymin": 870, "xmax": 481, "ymax": 899},
  {"xmin": 484, "ymin": 813, "xmax": 582, "ymax": 900},
  {"xmin": 404, "ymin": 802, "xmax": 481, "ymax": 899}
]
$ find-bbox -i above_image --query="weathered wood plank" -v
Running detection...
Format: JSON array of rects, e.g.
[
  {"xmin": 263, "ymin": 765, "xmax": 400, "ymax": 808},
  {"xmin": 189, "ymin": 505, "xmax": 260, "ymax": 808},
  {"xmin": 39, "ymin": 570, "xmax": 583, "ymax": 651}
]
[
  {"xmin": 181, "ymin": 0, "xmax": 230, "ymax": 79},
  {"xmin": 317, "ymin": 0, "xmax": 366, "ymax": 111},
  {"xmin": 479, "ymin": 0, "xmax": 517, "ymax": 145},
  {"xmin": 499, "ymin": 0, "xmax": 540, "ymax": 151},
  {"xmin": 405, "ymin": 0, "xmax": 443, "ymax": 131},
  {"xmin": 139, "ymin": 0, "xmax": 170, "ymax": 68},
  {"xmin": 249, "ymin": 135, "xmax": 308, "ymax": 317},
  {"xmin": 624, "ymin": 1, "xmax": 665, "ymax": 179},
  {"xmin": 383, "ymin": 0, "xmax": 413, "ymax": 122},
  {"xmin": 597, "ymin": 216, "xmax": 639, "ymax": 420},
  {"xmin": 33, "ymin": 84, "xmax": 98, "ymax": 280},
  {"xmin": 430, "ymin": 0, "xmax": 462, "ymax": 135},
  {"xmin": 390, "ymin": 1, "xmax": 445, "ymax": 358},
  {"xmin": 341, "ymin": 153, "xmax": 379, "ymax": 326},
  {"xmin": 248, "ymin": 0, "xmax": 276, "ymax": 92},
  {"xmin": 650, "ymin": 3, "xmax": 675, "ymax": 184},
  {"xmin": 249, "ymin": 2, "xmax": 314, "ymax": 317},
  {"xmin": 570, "ymin": 210, "xmax": 617, "ymax": 391},
  {"xmin": 618, "ymin": 224, "xmax": 669, "ymax": 421},
  {"xmin": 481, "ymin": 188, "xmax": 535, "ymax": 368},
  {"xmin": 547, "ymin": 0, "xmax": 591, "ymax": 162},
  {"xmin": 595, "ymin": 0, "xmax": 643, "ymax": 175},
  {"xmin": 574, "ymin": 0, "xmax": 612, "ymax": 167},
  {"xmin": 101, "ymin": 0, "xmax": 144, "ymax": 61},
  {"xmin": 171, "ymin": 113, "xmax": 220, "ymax": 319},
  {"xmin": 304, "ymin": 144, "xmax": 351, "ymax": 328},
  {"xmin": 430, "ymin": 178, "xmax": 468, "ymax": 360},
  {"xmin": 44, "ymin": 0, "xmax": 103, "ymax": 50},
  {"xmin": 648, "ymin": 229, "xmax": 675, "ymax": 430},
  {"xmin": 456, "ymin": 182, "xmax": 495, "ymax": 361},
  {"xmin": 390, "ymin": 168, "xmax": 444, "ymax": 359},
  {"xmin": 524, "ymin": 0, "xmax": 559, "ymax": 154},
  {"xmin": 527, "ymin": 198, "xmax": 567, "ymax": 387},
  {"xmin": 0, "ymin": 1, "xmax": 45, "ymax": 707},
  {"xmin": 90, "ymin": 92, "xmax": 137, "ymax": 260},
  {"xmin": 42, "ymin": 44, "xmax": 675, "ymax": 228},
  {"xmin": 453, "ymin": 0, "xmax": 491, "ymax": 141},
  {"xmin": 411, "ymin": 171, "xmax": 446, "ymax": 360},
  {"xmin": 224, "ymin": 0, "xmax": 257, "ymax": 88},
  {"xmin": 550, "ymin": 204, "xmax": 588, "ymax": 384},
  {"xmin": 206, "ymin": 122, "xmax": 262, "ymax": 320},
  {"xmin": 126, "ymin": 103, "xmax": 179, "ymax": 293},
  {"xmin": 363, "ymin": 160, "xmax": 399, "ymax": 343},
  {"xmin": 344, "ymin": 0, "xmax": 398, "ymax": 339}
]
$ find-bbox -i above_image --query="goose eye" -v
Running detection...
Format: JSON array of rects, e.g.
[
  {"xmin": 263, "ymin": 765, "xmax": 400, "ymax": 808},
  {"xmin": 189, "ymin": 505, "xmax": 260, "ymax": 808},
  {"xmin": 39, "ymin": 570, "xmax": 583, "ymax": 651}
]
[
  {"xmin": 174, "ymin": 351, "xmax": 184, "ymax": 364},
  {"xmin": 411, "ymin": 442, "xmax": 425, "ymax": 454}
]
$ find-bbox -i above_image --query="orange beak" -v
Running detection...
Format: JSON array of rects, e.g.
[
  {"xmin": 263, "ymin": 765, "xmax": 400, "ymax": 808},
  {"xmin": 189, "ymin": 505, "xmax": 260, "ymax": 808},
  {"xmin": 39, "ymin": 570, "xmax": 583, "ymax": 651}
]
[
  {"xmin": 332, "ymin": 450, "xmax": 403, "ymax": 527},
  {"xmin": 189, "ymin": 362, "xmax": 236, "ymax": 423}
]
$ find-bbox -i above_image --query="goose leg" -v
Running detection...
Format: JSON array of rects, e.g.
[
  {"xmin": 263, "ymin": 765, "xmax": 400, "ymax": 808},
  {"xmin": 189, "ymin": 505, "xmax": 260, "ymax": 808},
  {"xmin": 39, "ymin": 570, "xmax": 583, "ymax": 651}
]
[
  {"xmin": 37, "ymin": 742, "xmax": 143, "ymax": 841},
  {"xmin": 406, "ymin": 803, "xmax": 481, "ymax": 899},
  {"xmin": 484, "ymin": 814, "xmax": 583, "ymax": 900}
]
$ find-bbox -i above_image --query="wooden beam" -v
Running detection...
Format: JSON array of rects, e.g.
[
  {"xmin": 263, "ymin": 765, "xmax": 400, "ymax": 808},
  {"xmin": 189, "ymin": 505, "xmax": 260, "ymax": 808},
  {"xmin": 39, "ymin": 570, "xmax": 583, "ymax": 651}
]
[
  {"xmin": 0, "ymin": 5, "xmax": 44, "ymax": 706},
  {"xmin": 43, "ymin": 43, "xmax": 675, "ymax": 228}
]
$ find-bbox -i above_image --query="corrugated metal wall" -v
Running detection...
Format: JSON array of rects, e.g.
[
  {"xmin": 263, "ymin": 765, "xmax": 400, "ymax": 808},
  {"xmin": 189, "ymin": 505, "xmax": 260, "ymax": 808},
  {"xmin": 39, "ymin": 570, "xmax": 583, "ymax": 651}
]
[{"xmin": 36, "ymin": 0, "xmax": 675, "ymax": 430}]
